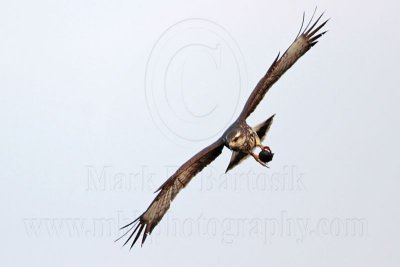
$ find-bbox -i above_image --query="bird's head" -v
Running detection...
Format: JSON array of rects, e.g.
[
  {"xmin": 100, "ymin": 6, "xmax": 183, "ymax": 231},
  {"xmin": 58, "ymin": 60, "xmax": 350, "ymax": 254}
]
[{"xmin": 226, "ymin": 129, "xmax": 246, "ymax": 150}]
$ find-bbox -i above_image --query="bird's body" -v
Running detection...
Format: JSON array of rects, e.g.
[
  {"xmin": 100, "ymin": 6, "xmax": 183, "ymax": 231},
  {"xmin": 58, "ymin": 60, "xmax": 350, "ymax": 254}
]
[
  {"xmin": 224, "ymin": 121, "xmax": 260, "ymax": 152},
  {"xmin": 224, "ymin": 116, "xmax": 275, "ymax": 172},
  {"xmin": 117, "ymin": 11, "xmax": 329, "ymax": 248}
]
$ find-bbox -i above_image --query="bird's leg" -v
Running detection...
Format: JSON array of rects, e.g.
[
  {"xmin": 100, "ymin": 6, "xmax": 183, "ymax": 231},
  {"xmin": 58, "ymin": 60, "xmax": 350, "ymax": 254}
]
[{"xmin": 251, "ymin": 152, "xmax": 269, "ymax": 168}]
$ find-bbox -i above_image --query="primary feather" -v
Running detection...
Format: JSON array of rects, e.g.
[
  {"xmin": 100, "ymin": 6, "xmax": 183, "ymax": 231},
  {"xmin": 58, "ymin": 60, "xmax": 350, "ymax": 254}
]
[
  {"xmin": 117, "ymin": 139, "xmax": 224, "ymax": 248},
  {"xmin": 239, "ymin": 13, "xmax": 328, "ymax": 120}
]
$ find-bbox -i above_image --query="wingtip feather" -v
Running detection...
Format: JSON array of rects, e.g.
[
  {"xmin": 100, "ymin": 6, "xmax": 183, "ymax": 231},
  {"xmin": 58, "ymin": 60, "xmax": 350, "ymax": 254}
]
[{"xmin": 130, "ymin": 224, "xmax": 145, "ymax": 250}]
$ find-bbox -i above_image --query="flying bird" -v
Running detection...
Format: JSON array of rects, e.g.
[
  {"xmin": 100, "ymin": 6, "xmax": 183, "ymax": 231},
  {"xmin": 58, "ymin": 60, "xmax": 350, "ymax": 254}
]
[{"xmin": 117, "ymin": 11, "xmax": 328, "ymax": 248}]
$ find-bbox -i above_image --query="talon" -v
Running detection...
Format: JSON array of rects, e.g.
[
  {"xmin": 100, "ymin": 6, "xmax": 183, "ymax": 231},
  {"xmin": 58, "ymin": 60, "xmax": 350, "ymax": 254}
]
[
  {"xmin": 259, "ymin": 159, "xmax": 267, "ymax": 167},
  {"xmin": 262, "ymin": 146, "xmax": 271, "ymax": 152},
  {"xmin": 258, "ymin": 159, "xmax": 268, "ymax": 167},
  {"xmin": 251, "ymin": 153, "xmax": 268, "ymax": 167}
]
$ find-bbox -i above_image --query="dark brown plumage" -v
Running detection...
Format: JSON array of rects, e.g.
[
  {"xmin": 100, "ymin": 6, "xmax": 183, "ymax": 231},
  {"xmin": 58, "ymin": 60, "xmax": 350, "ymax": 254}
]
[{"xmin": 117, "ymin": 11, "xmax": 328, "ymax": 249}]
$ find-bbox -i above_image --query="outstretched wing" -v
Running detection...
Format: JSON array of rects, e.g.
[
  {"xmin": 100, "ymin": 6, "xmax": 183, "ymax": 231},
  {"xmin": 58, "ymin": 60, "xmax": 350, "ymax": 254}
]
[
  {"xmin": 117, "ymin": 139, "xmax": 224, "ymax": 248},
  {"xmin": 253, "ymin": 114, "xmax": 275, "ymax": 143},
  {"xmin": 238, "ymin": 12, "xmax": 328, "ymax": 120},
  {"xmin": 225, "ymin": 114, "xmax": 275, "ymax": 172}
]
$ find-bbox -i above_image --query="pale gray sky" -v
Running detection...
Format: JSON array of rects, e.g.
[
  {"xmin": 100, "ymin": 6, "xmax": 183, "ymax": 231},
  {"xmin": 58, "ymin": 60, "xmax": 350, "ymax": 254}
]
[{"xmin": 1, "ymin": 0, "xmax": 399, "ymax": 266}]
